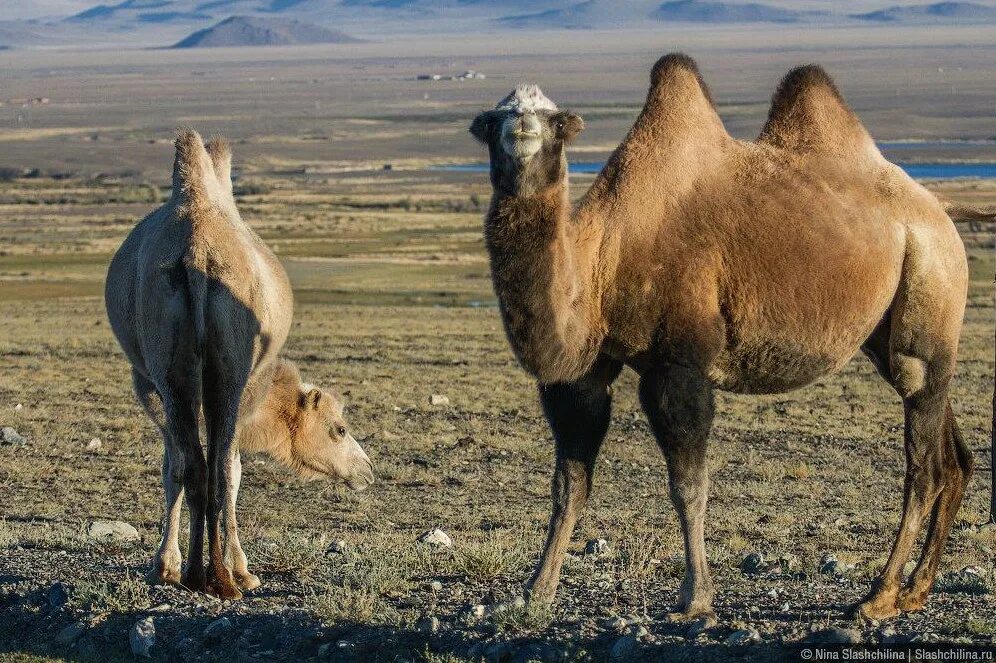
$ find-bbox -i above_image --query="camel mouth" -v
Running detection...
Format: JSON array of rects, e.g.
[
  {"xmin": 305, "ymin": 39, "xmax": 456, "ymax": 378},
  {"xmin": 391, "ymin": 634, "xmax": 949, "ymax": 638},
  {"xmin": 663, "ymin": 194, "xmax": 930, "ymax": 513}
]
[{"xmin": 511, "ymin": 130, "xmax": 541, "ymax": 138}]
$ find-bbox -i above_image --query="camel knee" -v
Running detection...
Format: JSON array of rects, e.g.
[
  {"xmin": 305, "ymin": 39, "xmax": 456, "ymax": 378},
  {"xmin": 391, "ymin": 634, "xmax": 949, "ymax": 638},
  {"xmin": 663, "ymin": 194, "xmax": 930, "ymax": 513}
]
[{"xmin": 891, "ymin": 353, "xmax": 927, "ymax": 399}]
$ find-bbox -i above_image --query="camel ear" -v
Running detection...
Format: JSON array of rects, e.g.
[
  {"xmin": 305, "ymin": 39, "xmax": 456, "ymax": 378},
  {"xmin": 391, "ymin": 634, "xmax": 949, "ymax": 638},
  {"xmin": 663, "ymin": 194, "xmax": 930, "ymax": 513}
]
[
  {"xmin": 554, "ymin": 112, "xmax": 584, "ymax": 144},
  {"xmin": 303, "ymin": 388, "xmax": 322, "ymax": 410},
  {"xmin": 470, "ymin": 110, "xmax": 501, "ymax": 143},
  {"xmin": 330, "ymin": 396, "xmax": 345, "ymax": 419}
]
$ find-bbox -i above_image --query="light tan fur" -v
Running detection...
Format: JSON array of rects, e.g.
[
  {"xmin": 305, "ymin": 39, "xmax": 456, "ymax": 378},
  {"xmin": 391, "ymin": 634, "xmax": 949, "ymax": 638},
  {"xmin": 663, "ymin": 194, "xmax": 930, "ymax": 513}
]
[
  {"xmin": 105, "ymin": 130, "xmax": 372, "ymax": 599},
  {"xmin": 471, "ymin": 55, "xmax": 972, "ymax": 623}
]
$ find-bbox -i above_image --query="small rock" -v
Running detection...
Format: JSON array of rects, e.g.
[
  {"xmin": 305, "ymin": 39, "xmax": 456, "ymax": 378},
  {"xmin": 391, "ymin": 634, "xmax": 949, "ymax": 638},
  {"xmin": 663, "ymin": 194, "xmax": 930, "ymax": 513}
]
[
  {"xmin": 429, "ymin": 580, "xmax": 443, "ymax": 592},
  {"xmin": 780, "ymin": 602, "xmax": 791, "ymax": 612},
  {"xmin": 584, "ymin": 538, "xmax": 609, "ymax": 556},
  {"xmin": 47, "ymin": 581, "xmax": 70, "ymax": 607},
  {"xmin": 484, "ymin": 640, "xmax": 515, "ymax": 662},
  {"xmin": 416, "ymin": 616, "xmax": 439, "ymax": 634},
  {"xmin": 88, "ymin": 520, "xmax": 139, "ymax": 543},
  {"xmin": 86, "ymin": 438, "xmax": 102, "ymax": 451},
  {"xmin": 429, "ymin": 394, "xmax": 450, "ymax": 406},
  {"xmin": 610, "ymin": 634, "xmax": 639, "ymax": 659},
  {"xmin": 806, "ymin": 628, "xmax": 861, "ymax": 645},
  {"xmin": 604, "ymin": 616, "xmax": 628, "ymax": 632},
  {"xmin": 148, "ymin": 603, "xmax": 171, "ymax": 613},
  {"xmin": 203, "ymin": 617, "xmax": 232, "ymax": 643},
  {"xmin": 510, "ymin": 595, "xmax": 526, "ymax": 609},
  {"xmin": 819, "ymin": 553, "xmax": 852, "ymax": 577},
  {"xmin": 880, "ymin": 626, "xmax": 900, "ymax": 644},
  {"xmin": 325, "ymin": 539, "xmax": 348, "ymax": 555},
  {"xmin": 417, "ymin": 528, "xmax": 452, "ymax": 548},
  {"xmin": 55, "ymin": 622, "xmax": 87, "ymax": 645},
  {"xmin": 14, "ymin": 403, "xmax": 23, "ymax": 411},
  {"xmin": 741, "ymin": 552, "xmax": 766, "ymax": 574},
  {"xmin": 630, "ymin": 624, "xmax": 650, "ymax": 640},
  {"xmin": 1, "ymin": 426, "xmax": 26, "ymax": 445},
  {"xmin": 686, "ymin": 617, "xmax": 713, "ymax": 638},
  {"xmin": 129, "ymin": 616, "xmax": 155, "ymax": 657},
  {"xmin": 727, "ymin": 628, "xmax": 761, "ymax": 649},
  {"xmin": 468, "ymin": 604, "xmax": 487, "ymax": 619},
  {"xmin": 774, "ymin": 553, "xmax": 798, "ymax": 573}
]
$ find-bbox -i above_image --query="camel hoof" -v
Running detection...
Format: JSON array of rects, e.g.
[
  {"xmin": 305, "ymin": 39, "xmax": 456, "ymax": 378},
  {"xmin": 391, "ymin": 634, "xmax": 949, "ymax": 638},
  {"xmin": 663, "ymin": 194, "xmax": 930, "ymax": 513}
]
[
  {"xmin": 847, "ymin": 598, "xmax": 900, "ymax": 622},
  {"xmin": 666, "ymin": 608, "xmax": 717, "ymax": 626},
  {"xmin": 234, "ymin": 572, "xmax": 261, "ymax": 592},
  {"xmin": 206, "ymin": 578, "xmax": 243, "ymax": 601},
  {"xmin": 896, "ymin": 590, "xmax": 928, "ymax": 613},
  {"xmin": 147, "ymin": 564, "xmax": 182, "ymax": 587}
]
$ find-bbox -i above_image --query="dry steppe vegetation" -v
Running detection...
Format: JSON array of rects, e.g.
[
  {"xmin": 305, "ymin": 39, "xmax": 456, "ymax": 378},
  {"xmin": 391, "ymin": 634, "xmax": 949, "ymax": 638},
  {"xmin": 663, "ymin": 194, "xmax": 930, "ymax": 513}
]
[{"xmin": 1, "ymin": 27, "xmax": 994, "ymax": 662}]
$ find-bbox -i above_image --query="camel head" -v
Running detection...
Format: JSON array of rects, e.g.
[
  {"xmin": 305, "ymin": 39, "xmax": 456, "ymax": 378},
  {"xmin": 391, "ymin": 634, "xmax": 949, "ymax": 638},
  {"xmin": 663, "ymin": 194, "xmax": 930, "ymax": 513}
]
[
  {"xmin": 245, "ymin": 360, "xmax": 375, "ymax": 491},
  {"xmin": 290, "ymin": 385, "xmax": 374, "ymax": 490},
  {"xmin": 470, "ymin": 84, "xmax": 584, "ymax": 194}
]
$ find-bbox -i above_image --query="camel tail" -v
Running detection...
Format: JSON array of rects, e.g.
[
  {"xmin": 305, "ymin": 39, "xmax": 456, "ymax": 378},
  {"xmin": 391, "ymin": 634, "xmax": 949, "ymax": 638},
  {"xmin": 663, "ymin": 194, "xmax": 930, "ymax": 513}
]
[{"xmin": 943, "ymin": 202, "xmax": 996, "ymax": 225}]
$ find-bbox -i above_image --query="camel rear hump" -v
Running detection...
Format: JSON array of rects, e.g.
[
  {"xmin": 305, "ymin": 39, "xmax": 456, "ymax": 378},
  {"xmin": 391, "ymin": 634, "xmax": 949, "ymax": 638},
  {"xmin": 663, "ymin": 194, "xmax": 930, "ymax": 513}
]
[
  {"xmin": 172, "ymin": 128, "xmax": 235, "ymax": 213},
  {"xmin": 758, "ymin": 65, "xmax": 879, "ymax": 162}
]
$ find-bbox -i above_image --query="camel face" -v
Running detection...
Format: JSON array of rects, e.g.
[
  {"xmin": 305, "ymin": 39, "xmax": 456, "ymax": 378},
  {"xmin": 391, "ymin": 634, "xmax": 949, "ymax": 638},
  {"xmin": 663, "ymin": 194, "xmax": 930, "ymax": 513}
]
[
  {"xmin": 293, "ymin": 388, "xmax": 374, "ymax": 491},
  {"xmin": 471, "ymin": 85, "xmax": 583, "ymax": 193}
]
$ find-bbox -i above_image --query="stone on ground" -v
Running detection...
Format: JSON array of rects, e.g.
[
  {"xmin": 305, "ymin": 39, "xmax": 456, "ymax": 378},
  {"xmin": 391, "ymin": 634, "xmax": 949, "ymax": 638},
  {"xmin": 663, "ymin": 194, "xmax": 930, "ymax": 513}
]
[
  {"xmin": 88, "ymin": 520, "xmax": 139, "ymax": 543},
  {"xmin": 129, "ymin": 616, "xmax": 155, "ymax": 657},
  {"xmin": 417, "ymin": 528, "xmax": 452, "ymax": 548}
]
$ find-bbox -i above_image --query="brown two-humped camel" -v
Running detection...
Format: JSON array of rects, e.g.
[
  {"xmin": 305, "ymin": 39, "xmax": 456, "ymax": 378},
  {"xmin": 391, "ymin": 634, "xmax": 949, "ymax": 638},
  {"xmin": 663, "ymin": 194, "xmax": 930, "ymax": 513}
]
[
  {"xmin": 470, "ymin": 54, "xmax": 988, "ymax": 622},
  {"xmin": 106, "ymin": 130, "xmax": 374, "ymax": 599}
]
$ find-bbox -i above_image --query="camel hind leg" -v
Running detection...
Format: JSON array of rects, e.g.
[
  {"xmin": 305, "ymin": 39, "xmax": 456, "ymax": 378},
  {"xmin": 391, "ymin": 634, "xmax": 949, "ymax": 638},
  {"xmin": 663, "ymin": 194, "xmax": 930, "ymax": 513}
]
[
  {"xmin": 133, "ymin": 370, "xmax": 184, "ymax": 586},
  {"xmin": 852, "ymin": 233, "xmax": 969, "ymax": 620}
]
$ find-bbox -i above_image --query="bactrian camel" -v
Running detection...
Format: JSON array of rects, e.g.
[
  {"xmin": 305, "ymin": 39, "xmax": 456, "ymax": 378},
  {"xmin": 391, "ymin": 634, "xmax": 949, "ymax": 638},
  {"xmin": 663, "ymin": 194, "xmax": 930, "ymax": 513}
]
[
  {"xmin": 106, "ymin": 130, "xmax": 374, "ymax": 600},
  {"xmin": 470, "ymin": 54, "xmax": 989, "ymax": 622}
]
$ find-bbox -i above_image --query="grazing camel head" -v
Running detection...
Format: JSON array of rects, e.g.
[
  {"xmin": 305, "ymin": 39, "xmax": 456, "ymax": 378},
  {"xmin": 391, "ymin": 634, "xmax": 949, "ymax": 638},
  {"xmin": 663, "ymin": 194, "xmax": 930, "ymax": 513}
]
[
  {"xmin": 470, "ymin": 84, "xmax": 584, "ymax": 195},
  {"xmin": 242, "ymin": 360, "xmax": 374, "ymax": 491}
]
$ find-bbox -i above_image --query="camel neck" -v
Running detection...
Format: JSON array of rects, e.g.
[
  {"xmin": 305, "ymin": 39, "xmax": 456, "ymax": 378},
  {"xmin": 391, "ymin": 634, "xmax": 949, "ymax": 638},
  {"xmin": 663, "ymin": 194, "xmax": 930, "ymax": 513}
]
[
  {"xmin": 485, "ymin": 179, "xmax": 605, "ymax": 383},
  {"xmin": 236, "ymin": 373, "xmax": 295, "ymax": 463}
]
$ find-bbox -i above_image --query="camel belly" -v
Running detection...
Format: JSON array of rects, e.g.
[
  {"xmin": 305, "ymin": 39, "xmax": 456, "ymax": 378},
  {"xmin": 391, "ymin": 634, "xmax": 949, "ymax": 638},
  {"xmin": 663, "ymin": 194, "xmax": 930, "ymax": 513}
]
[{"xmin": 708, "ymin": 340, "xmax": 852, "ymax": 394}]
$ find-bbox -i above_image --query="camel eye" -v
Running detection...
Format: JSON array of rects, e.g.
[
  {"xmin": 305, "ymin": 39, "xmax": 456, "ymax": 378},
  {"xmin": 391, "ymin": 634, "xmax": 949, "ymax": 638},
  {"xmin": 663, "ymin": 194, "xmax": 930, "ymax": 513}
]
[{"xmin": 335, "ymin": 425, "xmax": 347, "ymax": 438}]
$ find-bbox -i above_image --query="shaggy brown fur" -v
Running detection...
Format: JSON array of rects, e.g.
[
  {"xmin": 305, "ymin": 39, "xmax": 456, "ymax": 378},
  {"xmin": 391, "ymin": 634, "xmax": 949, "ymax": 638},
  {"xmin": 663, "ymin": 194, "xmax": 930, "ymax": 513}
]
[
  {"xmin": 106, "ymin": 130, "xmax": 372, "ymax": 600},
  {"xmin": 472, "ymin": 55, "xmax": 974, "ymax": 623}
]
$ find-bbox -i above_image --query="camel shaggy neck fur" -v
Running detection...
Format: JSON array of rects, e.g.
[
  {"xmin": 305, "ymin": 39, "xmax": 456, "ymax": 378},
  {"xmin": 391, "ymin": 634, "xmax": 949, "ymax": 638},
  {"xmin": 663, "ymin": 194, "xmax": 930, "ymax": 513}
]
[
  {"xmin": 472, "ymin": 54, "xmax": 979, "ymax": 623},
  {"xmin": 106, "ymin": 130, "xmax": 373, "ymax": 600}
]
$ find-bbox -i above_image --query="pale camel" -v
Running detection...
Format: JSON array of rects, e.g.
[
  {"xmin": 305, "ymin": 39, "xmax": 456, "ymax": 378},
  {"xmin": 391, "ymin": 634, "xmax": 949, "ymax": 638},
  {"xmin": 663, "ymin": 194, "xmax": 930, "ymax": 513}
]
[
  {"xmin": 105, "ymin": 129, "xmax": 374, "ymax": 599},
  {"xmin": 470, "ymin": 55, "xmax": 985, "ymax": 622}
]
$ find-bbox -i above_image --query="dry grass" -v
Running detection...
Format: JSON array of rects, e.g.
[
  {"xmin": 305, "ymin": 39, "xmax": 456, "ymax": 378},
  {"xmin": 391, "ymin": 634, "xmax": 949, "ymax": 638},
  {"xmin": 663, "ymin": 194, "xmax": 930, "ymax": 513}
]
[{"xmin": 0, "ymin": 37, "xmax": 993, "ymax": 660}]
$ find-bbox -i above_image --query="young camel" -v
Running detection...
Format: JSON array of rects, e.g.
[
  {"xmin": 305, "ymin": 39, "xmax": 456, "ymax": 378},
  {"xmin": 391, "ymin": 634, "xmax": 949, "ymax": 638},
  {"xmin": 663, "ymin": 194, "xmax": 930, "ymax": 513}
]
[
  {"xmin": 105, "ymin": 130, "xmax": 374, "ymax": 599},
  {"xmin": 470, "ymin": 56, "xmax": 980, "ymax": 623}
]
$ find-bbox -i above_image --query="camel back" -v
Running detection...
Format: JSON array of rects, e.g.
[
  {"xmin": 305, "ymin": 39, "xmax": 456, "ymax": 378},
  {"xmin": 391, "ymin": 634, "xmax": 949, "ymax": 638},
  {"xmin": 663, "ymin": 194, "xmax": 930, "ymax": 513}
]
[{"xmin": 758, "ymin": 65, "xmax": 878, "ymax": 160}]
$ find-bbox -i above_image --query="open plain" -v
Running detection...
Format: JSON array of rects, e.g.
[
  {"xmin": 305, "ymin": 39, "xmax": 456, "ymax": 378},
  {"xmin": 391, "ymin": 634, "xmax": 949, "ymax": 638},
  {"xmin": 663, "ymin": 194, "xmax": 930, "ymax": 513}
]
[{"xmin": 0, "ymin": 25, "xmax": 994, "ymax": 662}]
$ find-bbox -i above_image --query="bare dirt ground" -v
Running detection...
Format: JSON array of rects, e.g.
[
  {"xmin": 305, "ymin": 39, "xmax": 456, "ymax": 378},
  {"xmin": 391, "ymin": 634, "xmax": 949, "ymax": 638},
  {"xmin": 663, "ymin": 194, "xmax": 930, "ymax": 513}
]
[{"xmin": 0, "ymin": 27, "xmax": 994, "ymax": 663}]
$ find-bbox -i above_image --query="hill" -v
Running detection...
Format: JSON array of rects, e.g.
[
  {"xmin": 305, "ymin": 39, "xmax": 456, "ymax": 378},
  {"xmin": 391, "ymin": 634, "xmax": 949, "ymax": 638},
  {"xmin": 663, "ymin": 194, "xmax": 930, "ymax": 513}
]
[
  {"xmin": 172, "ymin": 15, "xmax": 362, "ymax": 48},
  {"xmin": 654, "ymin": 0, "xmax": 825, "ymax": 22},
  {"xmin": 852, "ymin": 1, "xmax": 996, "ymax": 21}
]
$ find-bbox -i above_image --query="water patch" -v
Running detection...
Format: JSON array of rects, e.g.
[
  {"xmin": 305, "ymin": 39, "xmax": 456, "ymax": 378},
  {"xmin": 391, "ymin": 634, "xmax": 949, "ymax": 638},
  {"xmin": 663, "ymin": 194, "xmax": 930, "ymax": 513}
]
[{"xmin": 435, "ymin": 161, "xmax": 996, "ymax": 179}]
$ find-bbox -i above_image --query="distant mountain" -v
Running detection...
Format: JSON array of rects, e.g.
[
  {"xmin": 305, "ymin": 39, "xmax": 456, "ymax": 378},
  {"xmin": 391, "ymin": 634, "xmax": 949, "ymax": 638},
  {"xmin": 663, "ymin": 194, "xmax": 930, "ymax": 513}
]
[
  {"xmin": 173, "ymin": 15, "xmax": 362, "ymax": 47},
  {"xmin": 499, "ymin": 0, "xmax": 661, "ymax": 29},
  {"xmin": 654, "ymin": 0, "xmax": 825, "ymax": 23},
  {"xmin": 1, "ymin": 0, "xmax": 994, "ymax": 48},
  {"xmin": 852, "ymin": 1, "xmax": 996, "ymax": 21}
]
